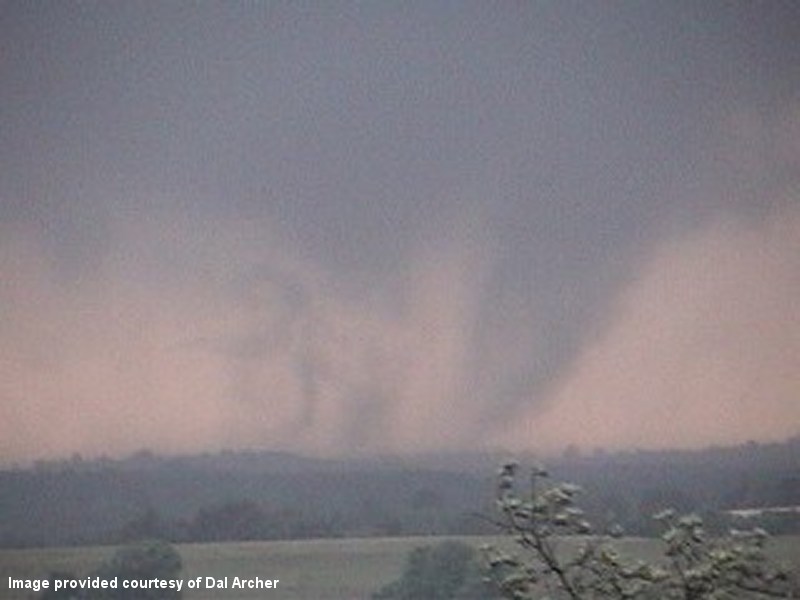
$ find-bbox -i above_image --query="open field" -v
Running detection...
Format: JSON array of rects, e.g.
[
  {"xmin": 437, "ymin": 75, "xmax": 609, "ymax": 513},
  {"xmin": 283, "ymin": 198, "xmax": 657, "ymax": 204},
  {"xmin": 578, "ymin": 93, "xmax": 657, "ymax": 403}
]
[{"xmin": 2, "ymin": 535, "xmax": 800, "ymax": 599}]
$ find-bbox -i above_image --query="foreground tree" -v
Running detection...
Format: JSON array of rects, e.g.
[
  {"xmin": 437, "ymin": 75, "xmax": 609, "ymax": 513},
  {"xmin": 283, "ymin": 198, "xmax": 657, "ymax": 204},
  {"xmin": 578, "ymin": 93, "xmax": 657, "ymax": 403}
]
[{"xmin": 485, "ymin": 462, "xmax": 797, "ymax": 599}]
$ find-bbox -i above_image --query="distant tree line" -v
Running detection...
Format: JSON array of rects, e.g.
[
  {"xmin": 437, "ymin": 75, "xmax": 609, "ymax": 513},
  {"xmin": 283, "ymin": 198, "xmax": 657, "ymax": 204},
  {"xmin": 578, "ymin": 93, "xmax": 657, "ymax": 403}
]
[
  {"xmin": 2, "ymin": 438, "xmax": 798, "ymax": 548},
  {"xmin": 116, "ymin": 500, "xmax": 338, "ymax": 544}
]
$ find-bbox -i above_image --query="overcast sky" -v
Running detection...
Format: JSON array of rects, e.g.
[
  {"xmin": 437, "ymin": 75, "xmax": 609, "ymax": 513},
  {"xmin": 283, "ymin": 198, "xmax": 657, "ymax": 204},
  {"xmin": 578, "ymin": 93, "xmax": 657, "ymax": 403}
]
[{"xmin": 1, "ymin": 1, "xmax": 798, "ymax": 462}]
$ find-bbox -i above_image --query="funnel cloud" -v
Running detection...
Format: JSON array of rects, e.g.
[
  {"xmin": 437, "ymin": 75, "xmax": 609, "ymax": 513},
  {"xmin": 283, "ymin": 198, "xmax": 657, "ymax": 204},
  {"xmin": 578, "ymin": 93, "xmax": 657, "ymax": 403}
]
[{"xmin": 1, "ymin": 2, "xmax": 798, "ymax": 461}]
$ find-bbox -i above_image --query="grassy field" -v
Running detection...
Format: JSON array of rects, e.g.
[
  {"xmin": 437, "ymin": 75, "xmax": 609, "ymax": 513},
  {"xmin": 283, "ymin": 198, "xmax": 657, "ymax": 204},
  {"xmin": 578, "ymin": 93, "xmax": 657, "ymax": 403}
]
[{"xmin": 2, "ymin": 535, "xmax": 799, "ymax": 599}]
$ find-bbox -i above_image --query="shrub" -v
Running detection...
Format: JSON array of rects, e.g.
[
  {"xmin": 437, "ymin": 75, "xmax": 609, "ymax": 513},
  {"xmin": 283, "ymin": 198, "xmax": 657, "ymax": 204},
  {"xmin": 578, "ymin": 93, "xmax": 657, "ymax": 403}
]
[
  {"xmin": 93, "ymin": 540, "xmax": 182, "ymax": 599},
  {"xmin": 40, "ymin": 541, "xmax": 184, "ymax": 600},
  {"xmin": 373, "ymin": 540, "xmax": 501, "ymax": 600}
]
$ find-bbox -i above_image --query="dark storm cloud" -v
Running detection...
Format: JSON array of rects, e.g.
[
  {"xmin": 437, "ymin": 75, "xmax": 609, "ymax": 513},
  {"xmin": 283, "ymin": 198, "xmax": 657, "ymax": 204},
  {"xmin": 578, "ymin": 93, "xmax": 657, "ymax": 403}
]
[{"xmin": 1, "ymin": 2, "xmax": 798, "ymax": 460}]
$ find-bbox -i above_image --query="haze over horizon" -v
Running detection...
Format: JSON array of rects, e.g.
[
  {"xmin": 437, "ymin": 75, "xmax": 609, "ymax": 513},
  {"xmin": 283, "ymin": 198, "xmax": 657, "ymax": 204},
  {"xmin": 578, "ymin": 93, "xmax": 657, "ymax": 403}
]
[{"xmin": 2, "ymin": 2, "xmax": 799, "ymax": 463}]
